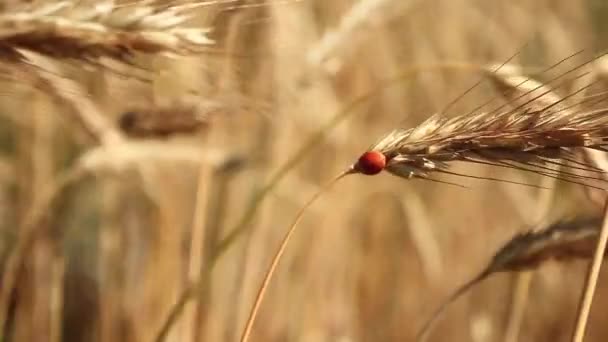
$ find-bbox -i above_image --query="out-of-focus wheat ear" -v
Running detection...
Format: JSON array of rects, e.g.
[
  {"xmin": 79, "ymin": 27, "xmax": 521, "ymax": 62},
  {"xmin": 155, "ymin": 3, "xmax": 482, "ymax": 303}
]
[
  {"xmin": 482, "ymin": 60, "xmax": 605, "ymax": 177},
  {"xmin": 18, "ymin": 50, "xmax": 124, "ymax": 145},
  {"xmin": 0, "ymin": 1, "xmax": 215, "ymax": 64},
  {"xmin": 481, "ymin": 51, "xmax": 607, "ymax": 119},
  {"xmin": 117, "ymin": 100, "xmax": 225, "ymax": 138},
  {"xmin": 417, "ymin": 215, "xmax": 603, "ymax": 342},
  {"xmin": 483, "ymin": 63, "xmax": 567, "ymax": 114},
  {"xmin": 490, "ymin": 216, "xmax": 604, "ymax": 270},
  {"xmin": 307, "ymin": 0, "xmax": 422, "ymax": 72},
  {"xmin": 461, "ymin": 50, "xmax": 585, "ymax": 118}
]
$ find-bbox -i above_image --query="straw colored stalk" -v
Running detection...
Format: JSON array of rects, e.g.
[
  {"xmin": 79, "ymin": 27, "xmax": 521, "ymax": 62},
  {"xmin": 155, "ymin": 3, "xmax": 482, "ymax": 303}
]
[
  {"xmin": 499, "ymin": 173, "xmax": 559, "ymax": 342},
  {"xmin": 0, "ymin": 48, "xmax": 126, "ymax": 338},
  {"xmin": 569, "ymin": 59, "xmax": 608, "ymax": 342},
  {"xmin": 0, "ymin": 139, "xmax": 231, "ymax": 338},
  {"xmin": 0, "ymin": 1, "xmax": 214, "ymax": 63}
]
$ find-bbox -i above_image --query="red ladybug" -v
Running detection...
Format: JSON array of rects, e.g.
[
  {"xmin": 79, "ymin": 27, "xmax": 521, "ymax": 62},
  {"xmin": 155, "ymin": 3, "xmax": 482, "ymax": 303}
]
[{"xmin": 354, "ymin": 151, "xmax": 386, "ymax": 175}]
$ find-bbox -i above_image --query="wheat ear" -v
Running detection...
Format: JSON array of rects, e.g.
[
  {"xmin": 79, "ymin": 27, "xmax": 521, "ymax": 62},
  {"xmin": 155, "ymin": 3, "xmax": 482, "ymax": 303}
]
[
  {"xmin": 417, "ymin": 215, "xmax": 603, "ymax": 341},
  {"xmin": 0, "ymin": 1, "xmax": 214, "ymax": 63},
  {"xmin": 351, "ymin": 53, "xmax": 608, "ymax": 188}
]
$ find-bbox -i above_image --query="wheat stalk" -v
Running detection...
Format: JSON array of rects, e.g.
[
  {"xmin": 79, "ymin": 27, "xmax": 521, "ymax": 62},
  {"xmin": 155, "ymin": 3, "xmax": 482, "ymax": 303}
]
[
  {"xmin": 567, "ymin": 58, "xmax": 608, "ymax": 342},
  {"xmin": 0, "ymin": 137, "xmax": 225, "ymax": 336},
  {"xmin": 0, "ymin": 138, "xmax": 230, "ymax": 337},
  {"xmin": 0, "ymin": 1, "xmax": 214, "ymax": 63},
  {"xmin": 417, "ymin": 215, "xmax": 603, "ymax": 341}
]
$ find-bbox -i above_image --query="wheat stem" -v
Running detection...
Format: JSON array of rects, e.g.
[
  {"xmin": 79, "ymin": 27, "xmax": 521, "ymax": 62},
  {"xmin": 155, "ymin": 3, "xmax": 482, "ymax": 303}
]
[
  {"xmin": 571, "ymin": 147, "xmax": 608, "ymax": 342},
  {"xmin": 503, "ymin": 271, "xmax": 533, "ymax": 342},
  {"xmin": 183, "ymin": 140, "xmax": 213, "ymax": 342},
  {"xmin": 239, "ymin": 170, "xmax": 350, "ymax": 342},
  {"xmin": 0, "ymin": 166, "xmax": 86, "ymax": 338},
  {"xmin": 571, "ymin": 199, "xmax": 608, "ymax": 342},
  {"xmin": 503, "ymin": 172, "xmax": 558, "ymax": 342}
]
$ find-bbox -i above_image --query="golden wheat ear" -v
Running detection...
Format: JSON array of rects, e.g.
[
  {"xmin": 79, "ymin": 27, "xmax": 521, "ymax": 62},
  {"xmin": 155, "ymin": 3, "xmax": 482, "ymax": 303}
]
[
  {"xmin": 358, "ymin": 53, "xmax": 608, "ymax": 189},
  {"xmin": 0, "ymin": 1, "xmax": 214, "ymax": 64},
  {"xmin": 416, "ymin": 215, "xmax": 603, "ymax": 342}
]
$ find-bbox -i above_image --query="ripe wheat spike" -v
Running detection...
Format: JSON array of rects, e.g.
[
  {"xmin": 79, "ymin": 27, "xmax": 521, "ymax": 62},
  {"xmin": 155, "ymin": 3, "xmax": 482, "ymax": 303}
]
[{"xmin": 0, "ymin": 0, "xmax": 214, "ymax": 63}]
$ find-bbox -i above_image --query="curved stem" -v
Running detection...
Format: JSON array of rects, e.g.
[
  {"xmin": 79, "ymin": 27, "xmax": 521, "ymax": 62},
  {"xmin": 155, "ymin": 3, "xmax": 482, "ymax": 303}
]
[
  {"xmin": 239, "ymin": 170, "xmax": 351, "ymax": 342},
  {"xmin": 416, "ymin": 270, "xmax": 489, "ymax": 342}
]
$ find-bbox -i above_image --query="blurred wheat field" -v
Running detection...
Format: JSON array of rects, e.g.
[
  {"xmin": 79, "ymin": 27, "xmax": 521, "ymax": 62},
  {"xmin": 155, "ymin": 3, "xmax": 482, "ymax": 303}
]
[{"xmin": 3, "ymin": 0, "xmax": 608, "ymax": 342}]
